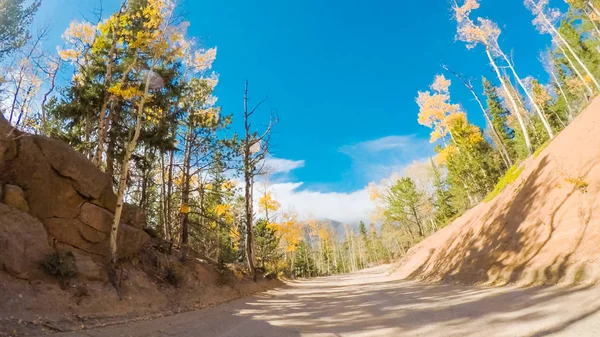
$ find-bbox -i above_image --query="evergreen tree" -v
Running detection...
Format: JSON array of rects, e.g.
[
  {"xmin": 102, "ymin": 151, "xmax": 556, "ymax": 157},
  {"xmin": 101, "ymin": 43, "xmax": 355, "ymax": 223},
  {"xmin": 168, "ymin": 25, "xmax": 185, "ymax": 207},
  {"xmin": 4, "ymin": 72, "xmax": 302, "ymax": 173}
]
[
  {"xmin": 293, "ymin": 241, "xmax": 316, "ymax": 278},
  {"xmin": 559, "ymin": 12, "xmax": 600, "ymax": 80},
  {"xmin": 0, "ymin": 0, "xmax": 40, "ymax": 59},
  {"xmin": 358, "ymin": 221, "xmax": 367, "ymax": 238},
  {"xmin": 483, "ymin": 77, "xmax": 516, "ymax": 161},
  {"xmin": 385, "ymin": 177, "xmax": 426, "ymax": 237},
  {"xmin": 444, "ymin": 117, "xmax": 502, "ymax": 210},
  {"xmin": 430, "ymin": 158, "xmax": 456, "ymax": 225},
  {"xmin": 254, "ymin": 218, "xmax": 281, "ymax": 273}
]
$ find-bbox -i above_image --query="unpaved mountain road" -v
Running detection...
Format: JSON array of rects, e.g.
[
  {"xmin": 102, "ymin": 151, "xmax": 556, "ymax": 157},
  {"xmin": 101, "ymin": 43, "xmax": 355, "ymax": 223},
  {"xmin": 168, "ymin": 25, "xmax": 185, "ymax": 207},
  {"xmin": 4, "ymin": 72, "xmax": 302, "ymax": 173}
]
[{"xmin": 53, "ymin": 265, "xmax": 600, "ymax": 337}]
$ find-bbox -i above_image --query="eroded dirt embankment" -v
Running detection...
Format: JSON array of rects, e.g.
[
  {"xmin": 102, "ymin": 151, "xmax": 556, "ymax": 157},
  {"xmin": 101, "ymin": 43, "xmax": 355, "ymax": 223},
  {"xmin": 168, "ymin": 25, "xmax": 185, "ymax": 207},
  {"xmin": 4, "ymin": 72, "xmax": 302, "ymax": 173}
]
[{"xmin": 394, "ymin": 96, "xmax": 600, "ymax": 286}]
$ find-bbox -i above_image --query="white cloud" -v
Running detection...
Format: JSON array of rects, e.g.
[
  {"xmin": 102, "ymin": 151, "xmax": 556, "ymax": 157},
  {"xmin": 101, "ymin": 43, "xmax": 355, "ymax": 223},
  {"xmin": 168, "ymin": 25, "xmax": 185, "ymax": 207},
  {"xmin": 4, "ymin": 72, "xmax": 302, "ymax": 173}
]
[
  {"xmin": 264, "ymin": 182, "xmax": 373, "ymax": 225},
  {"xmin": 262, "ymin": 156, "xmax": 305, "ymax": 175},
  {"xmin": 344, "ymin": 135, "xmax": 420, "ymax": 152},
  {"xmin": 251, "ymin": 135, "xmax": 432, "ymax": 225}
]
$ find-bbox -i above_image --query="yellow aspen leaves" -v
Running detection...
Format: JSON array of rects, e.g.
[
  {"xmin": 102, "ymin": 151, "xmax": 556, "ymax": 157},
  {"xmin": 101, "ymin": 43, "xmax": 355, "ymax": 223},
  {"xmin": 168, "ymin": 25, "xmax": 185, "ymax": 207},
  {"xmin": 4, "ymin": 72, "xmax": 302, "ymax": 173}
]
[
  {"xmin": 193, "ymin": 48, "xmax": 218, "ymax": 73},
  {"xmin": 58, "ymin": 20, "xmax": 97, "ymax": 63},
  {"xmin": 454, "ymin": 0, "xmax": 480, "ymax": 23},
  {"xmin": 259, "ymin": 191, "xmax": 281, "ymax": 215},
  {"xmin": 417, "ymin": 74, "xmax": 463, "ymax": 143},
  {"xmin": 215, "ymin": 204, "xmax": 233, "ymax": 223}
]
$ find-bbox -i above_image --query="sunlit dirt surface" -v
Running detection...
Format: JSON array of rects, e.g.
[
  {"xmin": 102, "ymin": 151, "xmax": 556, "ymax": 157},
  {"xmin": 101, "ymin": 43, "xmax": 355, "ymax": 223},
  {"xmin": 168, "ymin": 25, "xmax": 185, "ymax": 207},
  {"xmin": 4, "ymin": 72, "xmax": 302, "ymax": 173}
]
[{"xmin": 52, "ymin": 265, "xmax": 600, "ymax": 337}]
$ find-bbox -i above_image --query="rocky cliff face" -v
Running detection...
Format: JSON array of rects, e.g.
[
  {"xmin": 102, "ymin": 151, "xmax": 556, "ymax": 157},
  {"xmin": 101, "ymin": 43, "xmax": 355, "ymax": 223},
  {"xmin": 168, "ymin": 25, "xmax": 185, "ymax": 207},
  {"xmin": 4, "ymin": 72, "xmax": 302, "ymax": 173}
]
[{"xmin": 0, "ymin": 116, "xmax": 149, "ymax": 271}]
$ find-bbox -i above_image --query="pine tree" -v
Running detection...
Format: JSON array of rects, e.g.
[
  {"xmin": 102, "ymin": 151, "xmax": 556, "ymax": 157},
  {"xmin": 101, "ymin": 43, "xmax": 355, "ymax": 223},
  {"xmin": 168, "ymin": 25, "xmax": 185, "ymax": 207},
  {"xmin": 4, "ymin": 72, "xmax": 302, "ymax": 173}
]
[
  {"xmin": 385, "ymin": 177, "xmax": 426, "ymax": 237},
  {"xmin": 254, "ymin": 218, "xmax": 281, "ymax": 273},
  {"xmin": 483, "ymin": 78, "xmax": 517, "ymax": 160},
  {"xmin": 430, "ymin": 158, "xmax": 456, "ymax": 225},
  {"xmin": 0, "ymin": 0, "xmax": 40, "ymax": 59}
]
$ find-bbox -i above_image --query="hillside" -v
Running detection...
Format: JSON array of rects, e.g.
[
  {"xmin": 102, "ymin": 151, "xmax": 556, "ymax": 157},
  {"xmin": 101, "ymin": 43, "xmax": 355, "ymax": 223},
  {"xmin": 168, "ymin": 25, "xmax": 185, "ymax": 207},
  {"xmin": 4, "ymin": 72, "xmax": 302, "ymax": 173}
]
[
  {"xmin": 393, "ymin": 96, "xmax": 600, "ymax": 286},
  {"xmin": 0, "ymin": 118, "xmax": 279, "ymax": 335}
]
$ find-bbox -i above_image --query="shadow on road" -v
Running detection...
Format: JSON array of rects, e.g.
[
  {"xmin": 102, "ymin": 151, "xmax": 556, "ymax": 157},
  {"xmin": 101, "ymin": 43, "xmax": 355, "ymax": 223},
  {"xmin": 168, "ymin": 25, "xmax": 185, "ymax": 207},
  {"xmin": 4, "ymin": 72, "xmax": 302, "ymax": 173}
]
[
  {"xmin": 232, "ymin": 266, "xmax": 600, "ymax": 337},
  {"xmin": 53, "ymin": 267, "xmax": 600, "ymax": 337}
]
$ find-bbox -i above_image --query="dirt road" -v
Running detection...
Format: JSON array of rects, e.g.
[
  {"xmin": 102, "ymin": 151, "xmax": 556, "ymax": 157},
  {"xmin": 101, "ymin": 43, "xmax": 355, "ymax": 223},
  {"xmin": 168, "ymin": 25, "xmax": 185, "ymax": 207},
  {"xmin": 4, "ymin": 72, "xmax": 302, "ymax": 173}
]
[{"xmin": 52, "ymin": 265, "xmax": 600, "ymax": 337}]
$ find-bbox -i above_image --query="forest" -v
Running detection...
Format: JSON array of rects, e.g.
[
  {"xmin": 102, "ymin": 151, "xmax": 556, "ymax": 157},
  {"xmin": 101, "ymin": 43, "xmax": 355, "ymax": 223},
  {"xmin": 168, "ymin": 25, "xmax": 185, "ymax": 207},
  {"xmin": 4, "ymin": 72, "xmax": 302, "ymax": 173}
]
[{"xmin": 2, "ymin": 0, "xmax": 600, "ymax": 282}]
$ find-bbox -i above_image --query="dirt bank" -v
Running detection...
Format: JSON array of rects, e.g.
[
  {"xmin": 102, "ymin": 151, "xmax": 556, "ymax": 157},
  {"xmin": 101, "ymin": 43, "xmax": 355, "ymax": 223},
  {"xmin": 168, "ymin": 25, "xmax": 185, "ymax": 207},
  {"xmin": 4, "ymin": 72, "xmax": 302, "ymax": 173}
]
[{"xmin": 394, "ymin": 96, "xmax": 600, "ymax": 286}]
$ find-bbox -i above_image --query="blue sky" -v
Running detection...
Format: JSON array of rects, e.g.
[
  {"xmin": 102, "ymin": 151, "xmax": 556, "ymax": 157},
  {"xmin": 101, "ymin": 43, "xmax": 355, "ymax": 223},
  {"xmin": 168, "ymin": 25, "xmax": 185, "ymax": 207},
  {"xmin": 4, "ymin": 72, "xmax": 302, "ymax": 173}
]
[{"xmin": 34, "ymin": 0, "xmax": 564, "ymax": 223}]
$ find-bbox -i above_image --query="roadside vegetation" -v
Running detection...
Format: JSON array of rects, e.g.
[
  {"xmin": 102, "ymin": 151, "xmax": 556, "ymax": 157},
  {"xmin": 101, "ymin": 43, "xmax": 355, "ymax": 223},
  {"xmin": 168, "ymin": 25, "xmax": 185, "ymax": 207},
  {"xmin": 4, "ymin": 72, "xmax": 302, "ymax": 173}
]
[
  {"xmin": 1, "ymin": 0, "xmax": 600, "ymax": 281},
  {"xmin": 368, "ymin": 0, "xmax": 600, "ymax": 259}
]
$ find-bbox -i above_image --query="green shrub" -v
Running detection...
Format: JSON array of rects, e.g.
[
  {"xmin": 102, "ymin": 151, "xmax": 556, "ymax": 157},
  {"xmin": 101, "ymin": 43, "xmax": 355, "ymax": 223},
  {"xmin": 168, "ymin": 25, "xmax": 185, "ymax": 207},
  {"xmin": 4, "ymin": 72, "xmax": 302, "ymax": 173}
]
[
  {"xmin": 41, "ymin": 252, "xmax": 78, "ymax": 284},
  {"xmin": 484, "ymin": 165, "xmax": 524, "ymax": 202}
]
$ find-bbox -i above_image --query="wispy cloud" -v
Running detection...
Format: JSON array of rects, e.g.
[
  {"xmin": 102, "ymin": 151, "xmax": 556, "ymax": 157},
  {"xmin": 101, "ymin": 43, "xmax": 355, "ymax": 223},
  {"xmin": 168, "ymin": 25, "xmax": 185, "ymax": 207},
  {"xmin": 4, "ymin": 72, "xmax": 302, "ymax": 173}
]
[
  {"xmin": 339, "ymin": 134, "xmax": 432, "ymax": 183},
  {"xmin": 262, "ymin": 156, "xmax": 305, "ymax": 175}
]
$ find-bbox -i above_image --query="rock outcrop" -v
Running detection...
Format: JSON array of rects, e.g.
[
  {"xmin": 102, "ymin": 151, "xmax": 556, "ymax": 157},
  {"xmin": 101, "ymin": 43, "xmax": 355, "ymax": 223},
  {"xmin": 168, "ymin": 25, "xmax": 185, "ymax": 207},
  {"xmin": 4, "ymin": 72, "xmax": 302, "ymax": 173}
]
[
  {"xmin": 0, "ymin": 116, "xmax": 149, "ymax": 260},
  {"xmin": 3, "ymin": 184, "xmax": 29, "ymax": 213},
  {"xmin": 0, "ymin": 203, "xmax": 52, "ymax": 279}
]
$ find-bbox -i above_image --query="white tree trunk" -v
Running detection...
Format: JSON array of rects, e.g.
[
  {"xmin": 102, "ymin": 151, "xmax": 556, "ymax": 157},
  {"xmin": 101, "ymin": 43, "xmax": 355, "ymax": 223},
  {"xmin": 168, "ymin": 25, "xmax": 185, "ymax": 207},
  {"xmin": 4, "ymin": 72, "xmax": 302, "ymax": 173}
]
[
  {"xmin": 110, "ymin": 64, "xmax": 153, "ymax": 262},
  {"xmin": 549, "ymin": 70, "xmax": 574, "ymax": 122},
  {"xmin": 588, "ymin": 1, "xmax": 600, "ymax": 18},
  {"xmin": 586, "ymin": 11, "xmax": 600, "ymax": 38},
  {"xmin": 110, "ymin": 112, "xmax": 143, "ymax": 261},
  {"xmin": 554, "ymin": 39, "xmax": 594, "ymax": 98},
  {"xmin": 445, "ymin": 66, "xmax": 512, "ymax": 166},
  {"xmin": 499, "ymin": 52, "xmax": 554, "ymax": 139},
  {"xmin": 486, "ymin": 47, "xmax": 533, "ymax": 154},
  {"xmin": 540, "ymin": 6, "xmax": 600, "ymax": 91}
]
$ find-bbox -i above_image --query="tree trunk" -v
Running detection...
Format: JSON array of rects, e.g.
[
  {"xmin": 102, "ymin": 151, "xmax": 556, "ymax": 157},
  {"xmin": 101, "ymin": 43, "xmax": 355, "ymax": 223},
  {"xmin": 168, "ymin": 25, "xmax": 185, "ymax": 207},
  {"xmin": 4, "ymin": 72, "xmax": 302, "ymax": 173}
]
[
  {"xmin": 105, "ymin": 107, "xmax": 120, "ymax": 179},
  {"xmin": 554, "ymin": 39, "xmax": 594, "ymax": 98},
  {"xmin": 110, "ymin": 111, "xmax": 143, "ymax": 262},
  {"xmin": 244, "ymin": 81, "xmax": 257, "ymax": 281},
  {"xmin": 500, "ymin": 52, "xmax": 554, "ymax": 139},
  {"xmin": 93, "ymin": 39, "xmax": 119, "ymax": 167},
  {"xmin": 444, "ymin": 66, "xmax": 512, "ymax": 166},
  {"xmin": 110, "ymin": 58, "xmax": 154, "ymax": 264},
  {"xmin": 486, "ymin": 46, "xmax": 533, "ymax": 154},
  {"xmin": 178, "ymin": 124, "xmax": 193, "ymax": 257},
  {"xmin": 541, "ymin": 7, "xmax": 600, "ymax": 91},
  {"xmin": 166, "ymin": 148, "xmax": 175, "ymax": 240},
  {"xmin": 413, "ymin": 207, "xmax": 425, "ymax": 237},
  {"xmin": 550, "ymin": 70, "xmax": 574, "ymax": 121},
  {"xmin": 159, "ymin": 150, "xmax": 168, "ymax": 240}
]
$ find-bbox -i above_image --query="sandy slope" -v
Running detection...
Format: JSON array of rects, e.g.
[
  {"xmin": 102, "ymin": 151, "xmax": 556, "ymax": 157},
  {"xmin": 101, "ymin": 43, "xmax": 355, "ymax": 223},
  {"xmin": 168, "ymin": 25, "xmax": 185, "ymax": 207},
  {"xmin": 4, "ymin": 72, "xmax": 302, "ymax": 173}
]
[
  {"xmin": 49, "ymin": 265, "xmax": 600, "ymax": 337},
  {"xmin": 394, "ymin": 96, "xmax": 600, "ymax": 286}
]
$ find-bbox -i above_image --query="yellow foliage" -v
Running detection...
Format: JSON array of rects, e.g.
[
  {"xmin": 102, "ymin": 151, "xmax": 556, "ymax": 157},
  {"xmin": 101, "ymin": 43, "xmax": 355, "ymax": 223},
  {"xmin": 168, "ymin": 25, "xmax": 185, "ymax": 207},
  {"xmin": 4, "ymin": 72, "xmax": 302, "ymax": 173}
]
[
  {"xmin": 222, "ymin": 180, "xmax": 236, "ymax": 190},
  {"xmin": 214, "ymin": 204, "xmax": 233, "ymax": 223},
  {"xmin": 417, "ymin": 75, "xmax": 463, "ymax": 143},
  {"xmin": 435, "ymin": 145, "xmax": 457, "ymax": 165},
  {"xmin": 454, "ymin": 0, "xmax": 480, "ymax": 23},
  {"xmin": 108, "ymin": 82, "xmax": 142, "ymax": 100},
  {"xmin": 367, "ymin": 182, "xmax": 382, "ymax": 201},
  {"xmin": 259, "ymin": 191, "xmax": 280, "ymax": 214},
  {"xmin": 229, "ymin": 226, "xmax": 240, "ymax": 250},
  {"xmin": 271, "ymin": 213, "xmax": 303, "ymax": 253},
  {"xmin": 193, "ymin": 48, "xmax": 217, "ymax": 73},
  {"xmin": 57, "ymin": 49, "xmax": 80, "ymax": 62}
]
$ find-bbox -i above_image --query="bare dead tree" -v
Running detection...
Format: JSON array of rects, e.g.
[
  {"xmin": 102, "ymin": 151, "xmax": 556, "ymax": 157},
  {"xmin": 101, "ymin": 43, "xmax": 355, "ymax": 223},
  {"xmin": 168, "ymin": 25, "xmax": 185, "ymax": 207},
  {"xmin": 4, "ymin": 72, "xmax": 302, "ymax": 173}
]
[{"xmin": 242, "ymin": 80, "xmax": 276, "ymax": 281}]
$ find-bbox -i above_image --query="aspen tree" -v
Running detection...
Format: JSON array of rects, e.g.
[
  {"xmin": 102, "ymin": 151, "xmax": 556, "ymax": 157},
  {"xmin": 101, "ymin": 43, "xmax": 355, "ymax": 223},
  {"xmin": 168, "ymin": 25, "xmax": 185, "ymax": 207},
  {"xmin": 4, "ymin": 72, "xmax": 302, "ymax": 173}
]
[
  {"xmin": 526, "ymin": 0, "xmax": 600, "ymax": 91},
  {"xmin": 453, "ymin": 0, "xmax": 533, "ymax": 153},
  {"xmin": 443, "ymin": 65, "xmax": 512, "ymax": 166},
  {"xmin": 110, "ymin": 0, "xmax": 185, "ymax": 265},
  {"xmin": 541, "ymin": 50, "xmax": 575, "ymax": 120}
]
